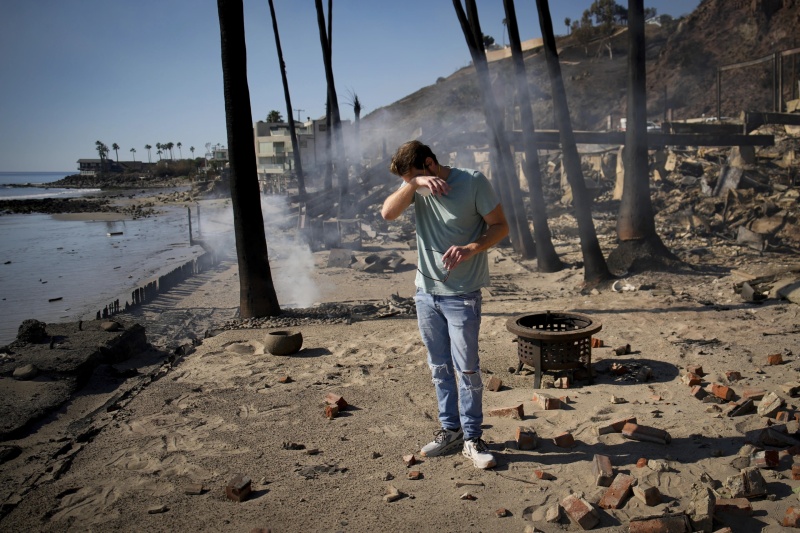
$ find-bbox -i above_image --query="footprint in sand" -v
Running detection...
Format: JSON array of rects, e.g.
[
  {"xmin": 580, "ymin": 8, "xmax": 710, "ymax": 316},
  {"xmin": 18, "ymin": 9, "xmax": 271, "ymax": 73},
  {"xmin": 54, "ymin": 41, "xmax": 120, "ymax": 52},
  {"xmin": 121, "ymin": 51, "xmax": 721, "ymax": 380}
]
[{"xmin": 50, "ymin": 484, "xmax": 120, "ymax": 524}]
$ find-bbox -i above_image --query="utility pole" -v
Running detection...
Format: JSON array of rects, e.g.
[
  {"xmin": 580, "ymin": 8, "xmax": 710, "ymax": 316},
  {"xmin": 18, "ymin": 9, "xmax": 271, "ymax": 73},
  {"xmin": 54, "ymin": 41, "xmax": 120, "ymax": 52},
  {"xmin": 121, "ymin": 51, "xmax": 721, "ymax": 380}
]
[{"xmin": 293, "ymin": 108, "xmax": 305, "ymax": 122}]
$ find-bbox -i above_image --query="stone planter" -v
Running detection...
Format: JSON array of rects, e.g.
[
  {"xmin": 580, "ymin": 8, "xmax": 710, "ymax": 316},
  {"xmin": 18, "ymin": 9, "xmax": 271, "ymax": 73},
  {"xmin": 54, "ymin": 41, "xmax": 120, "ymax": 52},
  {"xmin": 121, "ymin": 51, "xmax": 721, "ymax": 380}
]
[{"xmin": 264, "ymin": 330, "xmax": 303, "ymax": 355}]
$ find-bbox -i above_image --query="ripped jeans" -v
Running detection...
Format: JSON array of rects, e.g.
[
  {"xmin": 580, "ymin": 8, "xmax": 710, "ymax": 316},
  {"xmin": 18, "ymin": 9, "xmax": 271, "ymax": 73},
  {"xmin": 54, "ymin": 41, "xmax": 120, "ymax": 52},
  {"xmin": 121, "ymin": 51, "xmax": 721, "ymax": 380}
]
[{"xmin": 414, "ymin": 288, "xmax": 484, "ymax": 440}]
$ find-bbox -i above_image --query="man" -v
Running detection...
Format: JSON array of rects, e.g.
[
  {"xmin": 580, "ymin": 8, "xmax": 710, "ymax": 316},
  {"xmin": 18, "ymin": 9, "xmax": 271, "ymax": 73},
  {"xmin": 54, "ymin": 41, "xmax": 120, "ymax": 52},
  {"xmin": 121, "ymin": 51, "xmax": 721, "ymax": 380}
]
[{"xmin": 381, "ymin": 140, "xmax": 509, "ymax": 469}]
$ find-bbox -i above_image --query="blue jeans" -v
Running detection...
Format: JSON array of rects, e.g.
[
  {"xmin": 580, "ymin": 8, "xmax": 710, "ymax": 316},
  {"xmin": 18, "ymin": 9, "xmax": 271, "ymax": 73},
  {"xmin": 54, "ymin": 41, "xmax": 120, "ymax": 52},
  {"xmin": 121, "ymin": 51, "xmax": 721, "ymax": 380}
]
[{"xmin": 414, "ymin": 288, "xmax": 484, "ymax": 440}]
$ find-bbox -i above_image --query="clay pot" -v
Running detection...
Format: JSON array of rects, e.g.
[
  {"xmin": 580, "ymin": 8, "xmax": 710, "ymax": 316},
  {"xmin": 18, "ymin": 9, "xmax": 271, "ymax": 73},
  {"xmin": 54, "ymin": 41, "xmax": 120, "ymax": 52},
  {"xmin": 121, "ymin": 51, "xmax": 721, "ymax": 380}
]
[{"xmin": 264, "ymin": 330, "xmax": 303, "ymax": 355}]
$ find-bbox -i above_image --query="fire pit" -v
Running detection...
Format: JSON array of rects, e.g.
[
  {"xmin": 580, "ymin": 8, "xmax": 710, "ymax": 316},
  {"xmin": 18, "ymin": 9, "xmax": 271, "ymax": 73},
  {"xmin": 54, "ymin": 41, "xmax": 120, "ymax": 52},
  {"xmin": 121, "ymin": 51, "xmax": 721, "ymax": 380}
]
[{"xmin": 506, "ymin": 311, "xmax": 602, "ymax": 388}]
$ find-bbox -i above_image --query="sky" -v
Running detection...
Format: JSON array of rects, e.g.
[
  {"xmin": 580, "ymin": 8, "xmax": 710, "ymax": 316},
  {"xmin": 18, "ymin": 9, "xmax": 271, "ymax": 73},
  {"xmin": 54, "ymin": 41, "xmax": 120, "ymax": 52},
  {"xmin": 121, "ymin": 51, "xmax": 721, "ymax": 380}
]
[{"xmin": 0, "ymin": 0, "xmax": 701, "ymax": 172}]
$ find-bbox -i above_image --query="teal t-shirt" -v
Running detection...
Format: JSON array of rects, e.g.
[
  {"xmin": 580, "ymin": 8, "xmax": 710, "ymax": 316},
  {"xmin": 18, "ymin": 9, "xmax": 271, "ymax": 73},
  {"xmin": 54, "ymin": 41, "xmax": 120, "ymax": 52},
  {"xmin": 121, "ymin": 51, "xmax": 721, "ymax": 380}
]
[{"xmin": 412, "ymin": 167, "xmax": 500, "ymax": 295}]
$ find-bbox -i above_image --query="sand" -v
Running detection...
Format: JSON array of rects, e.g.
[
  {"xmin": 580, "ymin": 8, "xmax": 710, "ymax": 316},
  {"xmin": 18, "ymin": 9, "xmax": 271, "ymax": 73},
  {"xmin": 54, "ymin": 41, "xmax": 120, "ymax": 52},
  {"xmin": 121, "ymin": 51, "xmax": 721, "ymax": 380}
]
[{"xmin": 2, "ymin": 199, "xmax": 800, "ymax": 532}]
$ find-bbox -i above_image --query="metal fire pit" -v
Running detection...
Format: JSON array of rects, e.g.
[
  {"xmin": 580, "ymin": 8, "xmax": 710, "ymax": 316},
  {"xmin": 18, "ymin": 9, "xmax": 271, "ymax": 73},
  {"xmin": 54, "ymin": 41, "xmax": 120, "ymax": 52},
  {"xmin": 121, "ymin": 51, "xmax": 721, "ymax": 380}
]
[{"xmin": 506, "ymin": 311, "xmax": 602, "ymax": 389}]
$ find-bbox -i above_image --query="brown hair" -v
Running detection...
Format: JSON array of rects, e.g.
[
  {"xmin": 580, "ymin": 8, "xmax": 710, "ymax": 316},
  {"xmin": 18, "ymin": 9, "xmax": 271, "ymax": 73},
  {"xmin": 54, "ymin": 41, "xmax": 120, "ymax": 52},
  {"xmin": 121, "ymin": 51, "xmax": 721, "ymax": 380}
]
[{"xmin": 389, "ymin": 140, "xmax": 438, "ymax": 177}]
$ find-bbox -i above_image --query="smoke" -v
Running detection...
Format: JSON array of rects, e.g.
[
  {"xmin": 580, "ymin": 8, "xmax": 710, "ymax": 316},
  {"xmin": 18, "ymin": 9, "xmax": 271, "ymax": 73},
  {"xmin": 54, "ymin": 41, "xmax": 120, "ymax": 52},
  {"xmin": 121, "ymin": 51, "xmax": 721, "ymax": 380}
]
[{"xmin": 191, "ymin": 195, "xmax": 320, "ymax": 309}]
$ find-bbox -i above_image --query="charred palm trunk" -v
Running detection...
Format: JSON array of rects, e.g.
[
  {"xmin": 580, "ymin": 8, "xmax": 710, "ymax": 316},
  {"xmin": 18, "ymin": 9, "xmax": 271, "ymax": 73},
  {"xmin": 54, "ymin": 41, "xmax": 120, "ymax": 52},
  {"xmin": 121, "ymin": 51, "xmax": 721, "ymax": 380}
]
[
  {"xmin": 315, "ymin": 0, "xmax": 348, "ymax": 195},
  {"xmin": 503, "ymin": 0, "xmax": 562, "ymax": 272},
  {"xmin": 535, "ymin": 0, "xmax": 611, "ymax": 284},
  {"xmin": 267, "ymin": 0, "xmax": 305, "ymax": 199},
  {"xmin": 453, "ymin": 0, "xmax": 536, "ymax": 259},
  {"xmin": 217, "ymin": 0, "xmax": 280, "ymax": 317}
]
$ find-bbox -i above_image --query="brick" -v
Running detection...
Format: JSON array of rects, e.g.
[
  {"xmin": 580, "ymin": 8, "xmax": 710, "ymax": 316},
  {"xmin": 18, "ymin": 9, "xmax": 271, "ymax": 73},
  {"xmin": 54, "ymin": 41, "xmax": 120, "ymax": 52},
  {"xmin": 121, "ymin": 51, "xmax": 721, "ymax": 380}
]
[
  {"xmin": 591, "ymin": 337, "xmax": 603, "ymax": 348},
  {"xmin": 629, "ymin": 514, "xmax": 691, "ymax": 532},
  {"xmin": 277, "ymin": 376, "xmax": 292, "ymax": 383},
  {"xmin": 485, "ymin": 375, "xmax": 502, "ymax": 392},
  {"xmin": 554, "ymin": 376, "xmax": 570, "ymax": 389},
  {"xmin": 767, "ymin": 353, "xmax": 783, "ymax": 365},
  {"xmin": 594, "ymin": 416, "xmax": 637, "ymax": 435},
  {"xmin": 532, "ymin": 392, "xmax": 560, "ymax": 410},
  {"xmin": 689, "ymin": 486, "xmax": 714, "ymax": 532},
  {"xmin": 560, "ymin": 493, "xmax": 599, "ymax": 530},
  {"xmin": 785, "ymin": 507, "xmax": 800, "ymax": 527},
  {"xmin": 402, "ymin": 454, "xmax": 416, "ymax": 467},
  {"xmin": 621, "ymin": 422, "xmax": 672, "ymax": 444},
  {"xmin": 681, "ymin": 372, "xmax": 702, "ymax": 386},
  {"xmin": 487, "ymin": 404, "xmax": 524, "ymax": 419},
  {"xmin": 553, "ymin": 432, "xmax": 575, "ymax": 448},
  {"xmin": 636, "ymin": 457, "xmax": 647, "ymax": 468},
  {"xmin": 598, "ymin": 473, "xmax": 633, "ymax": 509},
  {"xmin": 742, "ymin": 388, "xmax": 766, "ymax": 401},
  {"xmin": 792, "ymin": 463, "xmax": 800, "ymax": 480},
  {"xmin": 495, "ymin": 508, "xmax": 509, "ymax": 518},
  {"xmin": 710, "ymin": 383, "xmax": 734, "ymax": 401},
  {"xmin": 724, "ymin": 398, "xmax": 755, "ymax": 417},
  {"xmin": 515, "ymin": 427, "xmax": 538, "ymax": 450},
  {"xmin": 632, "ymin": 483, "xmax": 661, "ymax": 506},
  {"xmin": 592, "ymin": 454, "xmax": 614, "ymax": 486},
  {"xmin": 407, "ymin": 470, "xmax": 422, "ymax": 480},
  {"xmin": 533, "ymin": 469, "xmax": 555, "ymax": 480},
  {"xmin": 324, "ymin": 404, "xmax": 339, "ymax": 420},
  {"xmin": 184, "ymin": 483, "xmax": 205, "ymax": 495},
  {"xmin": 714, "ymin": 498, "xmax": 753, "ymax": 515},
  {"xmin": 225, "ymin": 474, "xmax": 252, "ymax": 502},
  {"xmin": 776, "ymin": 411, "xmax": 791, "ymax": 422},
  {"xmin": 613, "ymin": 344, "xmax": 631, "ymax": 355},
  {"xmin": 324, "ymin": 393, "xmax": 348, "ymax": 410},
  {"xmin": 757, "ymin": 391, "xmax": 785, "ymax": 418},
  {"xmin": 691, "ymin": 385, "xmax": 708, "ymax": 400},
  {"xmin": 686, "ymin": 364, "xmax": 705, "ymax": 376},
  {"xmin": 725, "ymin": 371, "xmax": 742, "ymax": 381}
]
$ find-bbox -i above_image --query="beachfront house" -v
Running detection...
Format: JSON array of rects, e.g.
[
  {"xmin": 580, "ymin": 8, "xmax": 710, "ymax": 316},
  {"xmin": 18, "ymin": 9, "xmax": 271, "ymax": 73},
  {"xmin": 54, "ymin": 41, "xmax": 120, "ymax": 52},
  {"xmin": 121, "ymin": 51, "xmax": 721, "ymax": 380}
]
[{"xmin": 77, "ymin": 158, "xmax": 123, "ymax": 175}]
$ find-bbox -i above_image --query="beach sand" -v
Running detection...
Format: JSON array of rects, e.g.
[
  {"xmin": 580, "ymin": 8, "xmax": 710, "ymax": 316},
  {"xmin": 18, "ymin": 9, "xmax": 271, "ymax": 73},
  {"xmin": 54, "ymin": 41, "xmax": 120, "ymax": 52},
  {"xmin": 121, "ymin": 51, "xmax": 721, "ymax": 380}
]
[{"xmin": 2, "ymin": 201, "xmax": 800, "ymax": 532}]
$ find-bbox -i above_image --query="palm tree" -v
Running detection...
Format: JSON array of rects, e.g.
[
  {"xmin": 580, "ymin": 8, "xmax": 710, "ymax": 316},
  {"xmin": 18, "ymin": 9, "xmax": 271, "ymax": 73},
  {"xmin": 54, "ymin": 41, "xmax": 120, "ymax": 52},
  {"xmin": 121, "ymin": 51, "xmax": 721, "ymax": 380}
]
[
  {"xmin": 156, "ymin": 143, "xmax": 162, "ymax": 160},
  {"xmin": 535, "ymin": 0, "xmax": 611, "ymax": 284},
  {"xmin": 267, "ymin": 0, "xmax": 306, "ymax": 197},
  {"xmin": 314, "ymin": 0, "xmax": 348, "ymax": 196},
  {"xmin": 145, "ymin": 144, "xmax": 152, "ymax": 163},
  {"xmin": 112, "ymin": 143, "xmax": 120, "ymax": 163},
  {"xmin": 157, "ymin": 149, "xmax": 162, "ymax": 160},
  {"xmin": 565, "ymin": 17, "xmax": 571, "ymax": 34},
  {"xmin": 190, "ymin": 146, "xmax": 195, "ymax": 159},
  {"xmin": 166, "ymin": 142, "xmax": 175, "ymax": 159},
  {"xmin": 95, "ymin": 140, "xmax": 109, "ymax": 172},
  {"xmin": 608, "ymin": 0, "xmax": 675, "ymax": 271},
  {"xmin": 501, "ymin": 18, "xmax": 507, "ymax": 47},
  {"xmin": 130, "ymin": 147, "xmax": 137, "ymax": 161},
  {"xmin": 177, "ymin": 142, "xmax": 183, "ymax": 159},
  {"xmin": 452, "ymin": 0, "xmax": 536, "ymax": 258},
  {"xmin": 216, "ymin": 0, "xmax": 280, "ymax": 317},
  {"xmin": 504, "ymin": 0, "xmax": 562, "ymax": 271}
]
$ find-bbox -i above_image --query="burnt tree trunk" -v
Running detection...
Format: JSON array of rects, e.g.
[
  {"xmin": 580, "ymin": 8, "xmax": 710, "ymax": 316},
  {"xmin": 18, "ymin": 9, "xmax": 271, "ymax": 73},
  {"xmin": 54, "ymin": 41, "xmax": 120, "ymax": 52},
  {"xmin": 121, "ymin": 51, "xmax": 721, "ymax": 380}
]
[
  {"xmin": 504, "ymin": 0, "xmax": 562, "ymax": 272},
  {"xmin": 535, "ymin": 0, "xmax": 611, "ymax": 284},
  {"xmin": 217, "ymin": 0, "xmax": 280, "ymax": 317}
]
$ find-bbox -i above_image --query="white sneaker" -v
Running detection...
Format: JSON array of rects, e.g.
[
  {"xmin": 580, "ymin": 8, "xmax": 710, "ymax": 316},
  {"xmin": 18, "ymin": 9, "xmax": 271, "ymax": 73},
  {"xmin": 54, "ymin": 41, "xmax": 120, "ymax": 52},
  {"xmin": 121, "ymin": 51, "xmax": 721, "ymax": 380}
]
[
  {"xmin": 463, "ymin": 438, "xmax": 496, "ymax": 469},
  {"xmin": 420, "ymin": 427, "xmax": 464, "ymax": 457}
]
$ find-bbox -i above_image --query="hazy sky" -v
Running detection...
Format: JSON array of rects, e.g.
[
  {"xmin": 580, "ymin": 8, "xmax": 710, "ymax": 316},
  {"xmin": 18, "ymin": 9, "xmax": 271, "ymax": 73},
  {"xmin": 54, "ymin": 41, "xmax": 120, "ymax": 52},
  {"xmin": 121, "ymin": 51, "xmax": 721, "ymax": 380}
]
[{"xmin": 0, "ymin": 0, "xmax": 700, "ymax": 172}]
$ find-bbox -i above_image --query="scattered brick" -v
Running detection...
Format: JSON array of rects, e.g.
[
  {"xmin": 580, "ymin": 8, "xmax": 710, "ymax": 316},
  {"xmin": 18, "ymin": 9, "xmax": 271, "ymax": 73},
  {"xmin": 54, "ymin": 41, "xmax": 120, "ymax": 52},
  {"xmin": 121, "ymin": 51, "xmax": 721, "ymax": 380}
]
[
  {"xmin": 324, "ymin": 393, "xmax": 348, "ymax": 410},
  {"xmin": 636, "ymin": 457, "xmax": 647, "ymax": 468},
  {"xmin": 554, "ymin": 376, "xmax": 570, "ymax": 389},
  {"xmin": 792, "ymin": 463, "xmax": 800, "ymax": 480},
  {"xmin": 495, "ymin": 508, "xmax": 509, "ymax": 517},
  {"xmin": 592, "ymin": 454, "xmax": 614, "ymax": 486},
  {"xmin": 710, "ymin": 383, "xmax": 734, "ymax": 401},
  {"xmin": 402, "ymin": 454, "xmax": 416, "ymax": 467},
  {"xmin": 184, "ymin": 483, "xmax": 205, "ymax": 495},
  {"xmin": 725, "ymin": 398, "xmax": 755, "ymax": 417},
  {"xmin": 560, "ymin": 493, "xmax": 599, "ymax": 530},
  {"xmin": 487, "ymin": 404, "xmax": 524, "ymax": 419},
  {"xmin": 777, "ymin": 411, "xmax": 791, "ymax": 422},
  {"xmin": 613, "ymin": 344, "xmax": 631, "ymax": 356},
  {"xmin": 533, "ymin": 469, "xmax": 555, "ymax": 480},
  {"xmin": 786, "ymin": 507, "xmax": 800, "ymax": 527},
  {"xmin": 726, "ymin": 371, "xmax": 742, "ymax": 381},
  {"xmin": 485, "ymin": 375, "xmax": 502, "ymax": 392},
  {"xmin": 545, "ymin": 505, "xmax": 561, "ymax": 523},
  {"xmin": 632, "ymin": 483, "xmax": 661, "ymax": 506},
  {"xmin": 515, "ymin": 427, "xmax": 538, "ymax": 450},
  {"xmin": 407, "ymin": 470, "xmax": 423, "ymax": 480},
  {"xmin": 460, "ymin": 492, "xmax": 476, "ymax": 500},
  {"xmin": 750, "ymin": 450, "xmax": 779, "ymax": 469},
  {"xmin": 277, "ymin": 376, "xmax": 292, "ymax": 384},
  {"xmin": 767, "ymin": 353, "xmax": 784, "ymax": 365},
  {"xmin": 742, "ymin": 388, "xmax": 766, "ymax": 401},
  {"xmin": 591, "ymin": 337, "xmax": 603, "ymax": 348},
  {"xmin": 757, "ymin": 392, "xmax": 785, "ymax": 418},
  {"xmin": 598, "ymin": 473, "xmax": 634, "ymax": 509},
  {"xmin": 384, "ymin": 485, "xmax": 402, "ymax": 502},
  {"xmin": 691, "ymin": 385, "xmax": 708, "ymax": 400},
  {"xmin": 594, "ymin": 416, "xmax": 637, "ymax": 435},
  {"xmin": 225, "ymin": 474, "xmax": 252, "ymax": 502},
  {"xmin": 324, "ymin": 404, "xmax": 339, "ymax": 420},
  {"xmin": 559, "ymin": 395, "xmax": 572, "ymax": 404},
  {"xmin": 714, "ymin": 498, "xmax": 753, "ymax": 515},
  {"xmin": 621, "ymin": 422, "xmax": 672, "ymax": 444},
  {"xmin": 681, "ymin": 372, "xmax": 702, "ymax": 386},
  {"xmin": 783, "ymin": 383, "xmax": 800, "ymax": 397},
  {"xmin": 553, "ymin": 432, "xmax": 575, "ymax": 448},
  {"xmin": 532, "ymin": 392, "xmax": 561, "ymax": 410},
  {"xmin": 689, "ymin": 486, "xmax": 714, "ymax": 533},
  {"xmin": 686, "ymin": 364, "xmax": 705, "ymax": 376},
  {"xmin": 629, "ymin": 514, "xmax": 691, "ymax": 532}
]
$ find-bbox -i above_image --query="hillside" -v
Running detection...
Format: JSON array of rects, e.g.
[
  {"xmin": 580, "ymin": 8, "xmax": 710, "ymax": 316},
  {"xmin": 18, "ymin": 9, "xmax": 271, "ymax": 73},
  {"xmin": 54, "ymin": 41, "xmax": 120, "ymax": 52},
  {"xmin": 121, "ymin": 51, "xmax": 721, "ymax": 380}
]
[{"xmin": 358, "ymin": 0, "xmax": 799, "ymax": 158}]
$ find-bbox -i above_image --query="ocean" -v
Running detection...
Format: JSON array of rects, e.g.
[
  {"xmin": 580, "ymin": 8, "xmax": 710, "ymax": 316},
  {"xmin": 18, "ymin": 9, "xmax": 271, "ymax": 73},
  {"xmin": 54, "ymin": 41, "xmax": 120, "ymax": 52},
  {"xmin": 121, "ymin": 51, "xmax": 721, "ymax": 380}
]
[{"xmin": 0, "ymin": 171, "xmax": 217, "ymax": 345}]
